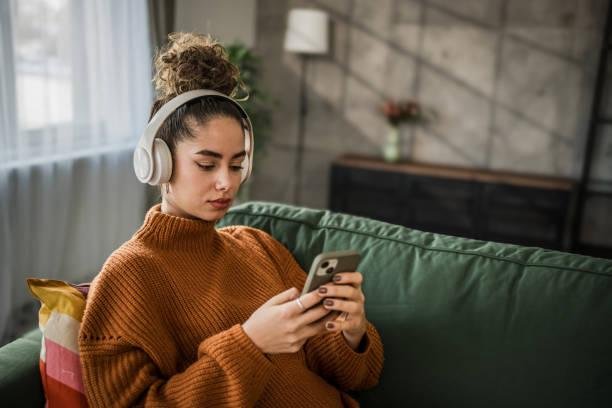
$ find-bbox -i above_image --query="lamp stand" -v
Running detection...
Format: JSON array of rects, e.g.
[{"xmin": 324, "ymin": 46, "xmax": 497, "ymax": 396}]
[{"xmin": 293, "ymin": 54, "xmax": 308, "ymax": 205}]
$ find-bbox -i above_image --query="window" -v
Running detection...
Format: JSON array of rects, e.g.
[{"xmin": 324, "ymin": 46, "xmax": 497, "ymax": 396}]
[{"xmin": 1, "ymin": 0, "xmax": 152, "ymax": 164}]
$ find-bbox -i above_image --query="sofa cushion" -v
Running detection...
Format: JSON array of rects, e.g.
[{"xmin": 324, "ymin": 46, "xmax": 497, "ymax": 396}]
[
  {"xmin": 0, "ymin": 328, "xmax": 45, "ymax": 407},
  {"xmin": 217, "ymin": 201, "xmax": 612, "ymax": 408}
]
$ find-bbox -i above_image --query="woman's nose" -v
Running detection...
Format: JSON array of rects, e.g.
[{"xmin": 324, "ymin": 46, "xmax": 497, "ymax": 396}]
[{"xmin": 215, "ymin": 169, "xmax": 230, "ymax": 191}]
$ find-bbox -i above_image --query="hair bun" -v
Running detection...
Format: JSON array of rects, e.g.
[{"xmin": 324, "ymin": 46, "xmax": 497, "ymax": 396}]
[{"xmin": 153, "ymin": 32, "xmax": 240, "ymax": 100}]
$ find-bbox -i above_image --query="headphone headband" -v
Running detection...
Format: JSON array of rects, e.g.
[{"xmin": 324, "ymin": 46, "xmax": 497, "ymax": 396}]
[{"xmin": 133, "ymin": 89, "xmax": 254, "ymax": 185}]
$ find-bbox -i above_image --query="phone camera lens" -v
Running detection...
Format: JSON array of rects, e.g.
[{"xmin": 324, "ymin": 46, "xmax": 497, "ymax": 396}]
[
  {"xmin": 321, "ymin": 261, "xmax": 329, "ymax": 268},
  {"xmin": 326, "ymin": 267, "xmax": 334, "ymax": 274}
]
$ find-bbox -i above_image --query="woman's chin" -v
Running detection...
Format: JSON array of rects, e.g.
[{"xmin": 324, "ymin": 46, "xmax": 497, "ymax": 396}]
[{"xmin": 199, "ymin": 206, "xmax": 229, "ymax": 222}]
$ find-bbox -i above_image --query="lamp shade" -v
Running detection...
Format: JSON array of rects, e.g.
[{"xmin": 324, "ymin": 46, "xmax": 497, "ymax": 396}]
[{"xmin": 284, "ymin": 9, "xmax": 329, "ymax": 54}]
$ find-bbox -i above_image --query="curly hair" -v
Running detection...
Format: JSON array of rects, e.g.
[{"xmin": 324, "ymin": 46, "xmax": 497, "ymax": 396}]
[{"xmin": 153, "ymin": 32, "xmax": 241, "ymax": 101}]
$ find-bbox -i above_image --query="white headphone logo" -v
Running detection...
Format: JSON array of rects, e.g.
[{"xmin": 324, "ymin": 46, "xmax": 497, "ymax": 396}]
[{"xmin": 133, "ymin": 89, "xmax": 254, "ymax": 186}]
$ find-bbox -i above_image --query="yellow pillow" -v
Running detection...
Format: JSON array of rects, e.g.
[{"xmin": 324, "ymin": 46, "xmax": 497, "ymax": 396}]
[{"xmin": 27, "ymin": 278, "xmax": 90, "ymax": 407}]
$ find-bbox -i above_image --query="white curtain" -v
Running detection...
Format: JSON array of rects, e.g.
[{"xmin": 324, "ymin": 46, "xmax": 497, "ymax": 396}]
[{"xmin": 0, "ymin": 0, "xmax": 153, "ymax": 345}]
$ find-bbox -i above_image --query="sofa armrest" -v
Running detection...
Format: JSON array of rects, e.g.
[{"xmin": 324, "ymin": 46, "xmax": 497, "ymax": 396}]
[{"xmin": 0, "ymin": 329, "xmax": 45, "ymax": 407}]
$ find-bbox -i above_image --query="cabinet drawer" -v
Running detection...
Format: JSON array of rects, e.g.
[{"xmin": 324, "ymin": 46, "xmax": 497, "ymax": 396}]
[
  {"xmin": 340, "ymin": 189, "xmax": 401, "ymax": 224},
  {"xmin": 485, "ymin": 184, "xmax": 568, "ymax": 212},
  {"xmin": 409, "ymin": 199, "xmax": 475, "ymax": 230},
  {"xmin": 406, "ymin": 214, "xmax": 476, "ymax": 238},
  {"xmin": 408, "ymin": 177, "xmax": 477, "ymax": 201},
  {"xmin": 485, "ymin": 208, "xmax": 559, "ymax": 242},
  {"xmin": 341, "ymin": 166, "xmax": 400, "ymax": 190}
]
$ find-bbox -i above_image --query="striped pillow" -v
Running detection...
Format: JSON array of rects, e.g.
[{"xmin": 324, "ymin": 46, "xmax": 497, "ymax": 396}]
[{"xmin": 27, "ymin": 278, "xmax": 90, "ymax": 407}]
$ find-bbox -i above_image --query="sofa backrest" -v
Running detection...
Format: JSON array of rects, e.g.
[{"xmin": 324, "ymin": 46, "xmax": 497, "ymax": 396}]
[{"xmin": 218, "ymin": 201, "xmax": 612, "ymax": 408}]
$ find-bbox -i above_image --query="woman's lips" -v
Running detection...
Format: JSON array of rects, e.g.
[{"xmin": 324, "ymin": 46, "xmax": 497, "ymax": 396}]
[{"xmin": 209, "ymin": 199, "xmax": 231, "ymax": 209}]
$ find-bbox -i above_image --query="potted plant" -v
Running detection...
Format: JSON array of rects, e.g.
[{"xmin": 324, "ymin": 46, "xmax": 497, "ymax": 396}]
[{"xmin": 226, "ymin": 41, "xmax": 276, "ymax": 200}]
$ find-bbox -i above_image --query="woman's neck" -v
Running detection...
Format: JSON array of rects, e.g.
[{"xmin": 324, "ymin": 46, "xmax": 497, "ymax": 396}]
[{"xmin": 160, "ymin": 197, "xmax": 198, "ymax": 220}]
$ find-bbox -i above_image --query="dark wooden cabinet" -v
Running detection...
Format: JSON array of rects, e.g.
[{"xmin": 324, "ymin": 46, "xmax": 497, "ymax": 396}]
[{"xmin": 329, "ymin": 155, "xmax": 577, "ymax": 250}]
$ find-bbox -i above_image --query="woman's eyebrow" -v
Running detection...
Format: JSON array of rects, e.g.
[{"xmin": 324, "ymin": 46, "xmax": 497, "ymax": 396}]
[
  {"xmin": 232, "ymin": 150, "xmax": 247, "ymax": 159},
  {"xmin": 194, "ymin": 149, "xmax": 246, "ymax": 159}
]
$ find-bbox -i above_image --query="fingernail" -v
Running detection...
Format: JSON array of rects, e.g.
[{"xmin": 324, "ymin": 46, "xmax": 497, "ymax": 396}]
[
  {"xmin": 318, "ymin": 287, "xmax": 327, "ymax": 294},
  {"xmin": 333, "ymin": 275, "xmax": 342, "ymax": 282},
  {"xmin": 326, "ymin": 322, "xmax": 335, "ymax": 330},
  {"xmin": 324, "ymin": 299, "xmax": 334, "ymax": 307}
]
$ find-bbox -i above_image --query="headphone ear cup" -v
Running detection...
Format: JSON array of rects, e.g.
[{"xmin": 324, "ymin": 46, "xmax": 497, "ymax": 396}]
[
  {"xmin": 150, "ymin": 139, "xmax": 173, "ymax": 185},
  {"xmin": 133, "ymin": 146, "xmax": 151, "ymax": 183}
]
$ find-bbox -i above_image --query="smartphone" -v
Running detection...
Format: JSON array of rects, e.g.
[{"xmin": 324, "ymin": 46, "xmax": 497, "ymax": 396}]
[{"xmin": 301, "ymin": 250, "xmax": 361, "ymax": 296}]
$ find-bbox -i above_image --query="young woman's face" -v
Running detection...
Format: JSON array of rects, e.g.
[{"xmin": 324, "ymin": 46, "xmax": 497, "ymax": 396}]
[{"xmin": 162, "ymin": 116, "xmax": 246, "ymax": 221}]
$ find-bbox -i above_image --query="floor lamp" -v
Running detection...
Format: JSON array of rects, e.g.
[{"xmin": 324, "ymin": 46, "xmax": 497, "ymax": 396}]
[{"xmin": 284, "ymin": 8, "xmax": 329, "ymax": 205}]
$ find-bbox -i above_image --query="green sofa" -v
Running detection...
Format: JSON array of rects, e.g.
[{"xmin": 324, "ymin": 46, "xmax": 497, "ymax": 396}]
[{"xmin": 1, "ymin": 201, "xmax": 611, "ymax": 407}]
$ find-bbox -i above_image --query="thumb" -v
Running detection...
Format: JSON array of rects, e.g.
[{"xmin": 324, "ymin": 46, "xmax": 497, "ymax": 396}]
[{"xmin": 265, "ymin": 287, "xmax": 299, "ymax": 306}]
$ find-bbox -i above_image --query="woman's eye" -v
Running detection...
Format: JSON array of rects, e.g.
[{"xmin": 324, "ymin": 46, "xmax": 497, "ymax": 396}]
[
  {"xmin": 196, "ymin": 163, "xmax": 242, "ymax": 172},
  {"xmin": 197, "ymin": 163, "xmax": 215, "ymax": 171}
]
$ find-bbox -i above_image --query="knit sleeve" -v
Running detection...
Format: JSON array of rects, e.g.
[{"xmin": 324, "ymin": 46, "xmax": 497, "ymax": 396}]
[
  {"xmin": 251, "ymin": 230, "xmax": 384, "ymax": 391},
  {"xmin": 79, "ymin": 325, "xmax": 273, "ymax": 407},
  {"xmin": 79, "ymin": 255, "xmax": 274, "ymax": 407},
  {"xmin": 303, "ymin": 322, "xmax": 384, "ymax": 391}
]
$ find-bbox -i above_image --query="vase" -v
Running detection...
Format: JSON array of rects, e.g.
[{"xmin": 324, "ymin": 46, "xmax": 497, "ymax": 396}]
[{"xmin": 382, "ymin": 125, "xmax": 400, "ymax": 163}]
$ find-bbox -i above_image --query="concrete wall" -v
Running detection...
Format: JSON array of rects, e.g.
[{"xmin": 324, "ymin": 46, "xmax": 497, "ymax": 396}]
[
  {"xmin": 174, "ymin": 0, "xmax": 256, "ymax": 47},
  {"xmin": 249, "ymin": 0, "xmax": 610, "ymax": 214}
]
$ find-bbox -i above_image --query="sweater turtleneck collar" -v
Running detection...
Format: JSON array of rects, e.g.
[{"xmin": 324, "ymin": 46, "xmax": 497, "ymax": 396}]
[{"xmin": 133, "ymin": 204, "xmax": 219, "ymax": 250}]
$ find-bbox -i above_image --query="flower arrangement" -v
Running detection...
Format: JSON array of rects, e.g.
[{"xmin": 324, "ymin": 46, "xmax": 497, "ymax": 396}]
[
  {"xmin": 379, "ymin": 99, "xmax": 428, "ymax": 163},
  {"xmin": 381, "ymin": 99, "xmax": 423, "ymax": 126}
]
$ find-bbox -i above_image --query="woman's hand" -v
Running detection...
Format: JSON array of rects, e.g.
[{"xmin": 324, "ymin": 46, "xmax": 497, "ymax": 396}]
[
  {"xmin": 317, "ymin": 272, "xmax": 368, "ymax": 351},
  {"xmin": 242, "ymin": 287, "xmax": 335, "ymax": 354}
]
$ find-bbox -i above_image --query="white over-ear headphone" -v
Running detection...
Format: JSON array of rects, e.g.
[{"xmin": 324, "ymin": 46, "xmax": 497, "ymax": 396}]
[{"xmin": 133, "ymin": 89, "xmax": 254, "ymax": 186}]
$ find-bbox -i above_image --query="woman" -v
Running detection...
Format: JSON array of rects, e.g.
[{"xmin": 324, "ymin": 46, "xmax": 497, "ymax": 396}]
[{"xmin": 78, "ymin": 32, "xmax": 384, "ymax": 407}]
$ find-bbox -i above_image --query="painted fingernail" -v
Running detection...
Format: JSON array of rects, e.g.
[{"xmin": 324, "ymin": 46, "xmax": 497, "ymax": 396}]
[
  {"xmin": 324, "ymin": 299, "xmax": 334, "ymax": 307},
  {"xmin": 318, "ymin": 287, "xmax": 327, "ymax": 294},
  {"xmin": 333, "ymin": 275, "xmax": 342, "ymax": 282},
  {"xmin": 326, "ymin": 322, "xmax": 335, "ymax": 330}
]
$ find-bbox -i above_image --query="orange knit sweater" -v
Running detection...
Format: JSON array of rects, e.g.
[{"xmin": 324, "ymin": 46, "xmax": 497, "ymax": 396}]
[{"xmin": 78, "ymin": 204, "xmax": 384, "ymax": 407}]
